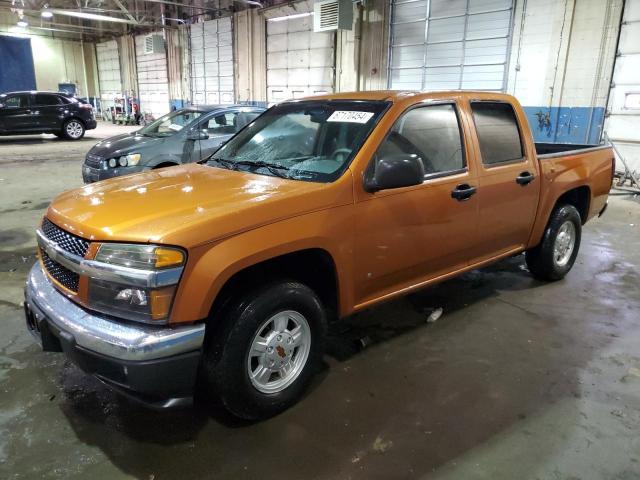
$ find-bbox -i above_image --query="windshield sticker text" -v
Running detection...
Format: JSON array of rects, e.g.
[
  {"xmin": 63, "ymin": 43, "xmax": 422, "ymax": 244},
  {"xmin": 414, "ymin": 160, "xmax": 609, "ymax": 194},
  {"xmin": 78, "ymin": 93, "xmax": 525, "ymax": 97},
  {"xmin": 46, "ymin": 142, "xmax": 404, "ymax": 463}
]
[{"xmin": 327, "ymin": 111, "xmax": 374, "ymax": 124}]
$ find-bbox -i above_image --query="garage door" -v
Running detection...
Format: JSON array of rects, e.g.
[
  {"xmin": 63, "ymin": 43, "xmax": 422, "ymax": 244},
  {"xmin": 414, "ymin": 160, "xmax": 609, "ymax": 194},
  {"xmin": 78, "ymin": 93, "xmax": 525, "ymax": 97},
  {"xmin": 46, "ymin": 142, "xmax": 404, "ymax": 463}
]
[
  {"xmin": 189, "ymin": 17, "xmax": 235, "ymax": 105},
  {"xmin": 604, "ymin": 0, "xmax": 640, "ymax": 172},
  {"xmin": 389, "ymin": 0, "xmax": 514, "ymax": 91},
  {"xmin": 135, "ymin": 34, "xmax": 170, "ymax": 120},
  {"xmin": 96, "ymin": 40, "xmax": 122, "ymax": 111},
  {"xmin": 266, "ymin": 13, "xmax": 335, "ymax": 104}
]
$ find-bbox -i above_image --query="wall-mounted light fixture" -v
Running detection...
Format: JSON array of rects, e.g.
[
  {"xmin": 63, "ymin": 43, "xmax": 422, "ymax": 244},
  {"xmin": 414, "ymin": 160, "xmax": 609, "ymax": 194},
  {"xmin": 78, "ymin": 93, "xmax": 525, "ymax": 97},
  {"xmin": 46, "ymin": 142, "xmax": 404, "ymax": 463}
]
[{"xmin": 267, "ymin": 12, "xmax": 314, "ymax": 22}]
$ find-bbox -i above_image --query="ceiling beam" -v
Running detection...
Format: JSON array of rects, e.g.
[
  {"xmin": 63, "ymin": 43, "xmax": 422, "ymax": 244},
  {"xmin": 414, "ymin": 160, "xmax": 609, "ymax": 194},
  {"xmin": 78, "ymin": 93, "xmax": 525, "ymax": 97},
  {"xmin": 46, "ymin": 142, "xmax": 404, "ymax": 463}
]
[{"xmin": 112, "ymin": 0, "xmax": 137, "ymax": 22}]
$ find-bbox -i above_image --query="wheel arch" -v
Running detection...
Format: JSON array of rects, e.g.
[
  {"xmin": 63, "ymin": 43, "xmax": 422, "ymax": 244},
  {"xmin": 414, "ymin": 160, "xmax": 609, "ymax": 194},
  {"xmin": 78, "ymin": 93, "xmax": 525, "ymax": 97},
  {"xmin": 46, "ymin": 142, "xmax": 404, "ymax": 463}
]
[
  {"xmin": 205, "ymin": 248, "xmax": 340, "ymax": 326},
  {"xmin": 554, "ymin": 185, "xmax": 591, "ymax": 224}
]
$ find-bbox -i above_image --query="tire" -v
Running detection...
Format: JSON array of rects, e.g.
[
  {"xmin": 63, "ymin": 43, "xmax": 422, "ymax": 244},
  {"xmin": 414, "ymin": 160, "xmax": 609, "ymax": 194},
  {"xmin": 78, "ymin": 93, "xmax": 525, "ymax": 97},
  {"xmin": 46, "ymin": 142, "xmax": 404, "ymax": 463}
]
[
  {"xmin": 200, "ymin": 281, "xmax": 327, "ymax": 420},
  {"xmin": 525, "ymin": 204, "xmax": 582, "ymax": 281},
  {"xmin": 61, "ymin": 119, "xmax": 85, "ymax": 140}
]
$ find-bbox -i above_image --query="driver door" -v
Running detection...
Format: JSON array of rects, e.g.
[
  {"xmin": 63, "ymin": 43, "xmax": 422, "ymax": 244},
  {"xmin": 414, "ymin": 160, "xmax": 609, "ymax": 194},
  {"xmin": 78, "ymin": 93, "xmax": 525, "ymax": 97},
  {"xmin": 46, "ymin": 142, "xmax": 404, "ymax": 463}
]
[
  {"xmin": 0, "ymin": 94, "xmax": 32, "ymax": 132},
  {"xmin": 353, "ymin": 102, "xmax": 480, "ymax": 306}
]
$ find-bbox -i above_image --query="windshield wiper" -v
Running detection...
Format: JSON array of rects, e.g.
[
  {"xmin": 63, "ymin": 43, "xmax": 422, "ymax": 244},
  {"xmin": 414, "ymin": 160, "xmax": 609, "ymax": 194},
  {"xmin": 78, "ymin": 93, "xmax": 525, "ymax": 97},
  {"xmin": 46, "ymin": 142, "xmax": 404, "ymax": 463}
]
[
  {"xmin": 203, "ymin": 157, "xmax": 235, "ymax": 169},
  {"xmin": 233, "ymin": 160, "xmax": 291, "ymax": 178}
]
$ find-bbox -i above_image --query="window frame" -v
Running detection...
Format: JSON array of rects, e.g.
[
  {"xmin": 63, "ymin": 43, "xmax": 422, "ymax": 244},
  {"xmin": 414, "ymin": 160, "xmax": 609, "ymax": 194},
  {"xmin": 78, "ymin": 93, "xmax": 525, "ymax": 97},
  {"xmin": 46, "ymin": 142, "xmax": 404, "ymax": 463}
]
[
  {"xmin": 371, "ymin": 100, "xmax": 468, "ymax": 183},
  {"xmin": 469, "ymin": 100, "xmax": 526, "ymax": 168}
]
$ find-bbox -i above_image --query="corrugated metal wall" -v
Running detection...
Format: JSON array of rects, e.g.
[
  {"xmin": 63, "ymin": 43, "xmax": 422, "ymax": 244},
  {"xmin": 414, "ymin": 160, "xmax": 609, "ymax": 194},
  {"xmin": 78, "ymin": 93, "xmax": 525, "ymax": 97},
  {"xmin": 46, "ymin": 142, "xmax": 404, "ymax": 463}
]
[
  {"xmin": 135, "ymin": 33, "xmax": 170, "ymax": 119},
  {"xmin": 96, "ymin": 40, "xmax": 122, "ymax": 110},
  {"xmin": 189, "ymin": 17, "xmax": 235, "ymax": 106},
  {"xmin": 604, "ymin": 0, "xmax": 640, "ymax": 171},
  {"xmin": 265, "ymin": 7, "xmax": 335, "ymax": 104},
  {"xmin": 389, "ymin": 0, "xmax": 514, "ymax": 91}
]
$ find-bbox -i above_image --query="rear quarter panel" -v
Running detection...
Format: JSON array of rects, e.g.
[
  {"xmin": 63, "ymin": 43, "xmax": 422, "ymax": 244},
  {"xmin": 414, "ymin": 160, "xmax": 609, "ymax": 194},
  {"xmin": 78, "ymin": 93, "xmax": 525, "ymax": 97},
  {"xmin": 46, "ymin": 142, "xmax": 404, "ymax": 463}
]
[{"xmin": 527, "ymin": 147, "xmax": 614, "ymax": 248}]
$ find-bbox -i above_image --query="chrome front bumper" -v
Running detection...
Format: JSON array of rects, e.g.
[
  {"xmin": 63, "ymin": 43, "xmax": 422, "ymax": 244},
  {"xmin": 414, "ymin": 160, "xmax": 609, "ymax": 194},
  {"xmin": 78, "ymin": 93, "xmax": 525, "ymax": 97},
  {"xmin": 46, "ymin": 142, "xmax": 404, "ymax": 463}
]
[{"xmin": 25, "ymin": 262, "xmax": 205, "ymax": 362}]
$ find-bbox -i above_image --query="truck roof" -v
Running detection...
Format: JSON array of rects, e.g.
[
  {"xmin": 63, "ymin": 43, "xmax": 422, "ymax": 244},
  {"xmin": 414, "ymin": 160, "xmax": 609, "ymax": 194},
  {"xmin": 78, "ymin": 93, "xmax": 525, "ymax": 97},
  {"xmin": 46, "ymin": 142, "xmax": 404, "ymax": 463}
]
[{"xmin": 297, "ymin": 90, "xmax": 515, "ymax": 103}]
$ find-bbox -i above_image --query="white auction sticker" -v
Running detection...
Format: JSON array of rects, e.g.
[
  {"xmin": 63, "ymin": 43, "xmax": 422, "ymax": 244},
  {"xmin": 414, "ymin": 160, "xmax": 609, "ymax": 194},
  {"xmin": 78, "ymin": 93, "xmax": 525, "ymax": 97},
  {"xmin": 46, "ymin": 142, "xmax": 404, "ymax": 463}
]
[{"xmin": 327, "ymin": 111, "xmax": 374, "ymax": 123}]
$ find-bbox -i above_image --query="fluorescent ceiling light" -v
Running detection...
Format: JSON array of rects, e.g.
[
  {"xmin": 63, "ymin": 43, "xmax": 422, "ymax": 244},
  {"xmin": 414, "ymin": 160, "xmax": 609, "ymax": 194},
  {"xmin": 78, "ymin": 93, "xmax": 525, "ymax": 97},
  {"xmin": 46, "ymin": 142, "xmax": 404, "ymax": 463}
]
[
  {"xmin": 41, "ymin": 10, "xmax": 54, "ymax": 18},
  {"xmin": 17, "ymin": 20, "xmax": 28, "ymax": 27},
  {"xmin": 268, "ymin": 12, "xmax": 313, "ymax": 22},
  {"xmin": 49, "ymin": 9, "xmax": 138, "ymax": 24}
]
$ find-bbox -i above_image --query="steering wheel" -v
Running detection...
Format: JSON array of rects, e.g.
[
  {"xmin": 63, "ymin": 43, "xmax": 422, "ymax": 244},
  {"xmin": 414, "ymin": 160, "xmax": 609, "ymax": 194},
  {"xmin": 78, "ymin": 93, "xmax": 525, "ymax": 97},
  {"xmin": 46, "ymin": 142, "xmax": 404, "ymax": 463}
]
[{"xmin": 331, "ymin": 148, "xmax": 352, "ymax": 162}]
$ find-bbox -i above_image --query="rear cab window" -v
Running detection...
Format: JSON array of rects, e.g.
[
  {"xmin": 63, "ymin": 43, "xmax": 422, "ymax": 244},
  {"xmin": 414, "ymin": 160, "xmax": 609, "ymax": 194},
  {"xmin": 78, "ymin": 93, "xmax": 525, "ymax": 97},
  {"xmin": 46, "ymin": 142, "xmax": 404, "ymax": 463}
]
[{"xmin": 470, "ymin": 101, "xmax": 524, "ymax": 166}]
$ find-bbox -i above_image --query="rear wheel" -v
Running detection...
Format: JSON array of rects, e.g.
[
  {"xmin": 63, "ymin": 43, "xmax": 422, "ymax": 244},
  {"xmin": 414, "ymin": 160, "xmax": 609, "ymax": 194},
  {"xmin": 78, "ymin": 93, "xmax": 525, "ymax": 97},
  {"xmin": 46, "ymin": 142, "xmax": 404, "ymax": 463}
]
[
  {"xmin": 62, "ymin": 119, "xmax": 85, "ymax": 140},
  {"xmin": 200, "ymin": 281, "xmax": 326, "ymax": 420},
  {"xmin": 525, "ymin": 204, "xmax": 582, "ymax": 281}
]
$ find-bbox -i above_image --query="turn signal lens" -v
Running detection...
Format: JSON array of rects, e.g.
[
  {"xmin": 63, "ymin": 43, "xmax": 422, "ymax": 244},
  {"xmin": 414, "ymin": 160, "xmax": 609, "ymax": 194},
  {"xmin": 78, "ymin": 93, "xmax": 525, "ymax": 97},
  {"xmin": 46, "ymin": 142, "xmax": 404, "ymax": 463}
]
[
  {"xmin": 150, "ymin": 286, "xmax": 177, "ymax": 320},
  {"xmin": 154, "ymin": 248, "xmax": 185, "ymax": 268}
]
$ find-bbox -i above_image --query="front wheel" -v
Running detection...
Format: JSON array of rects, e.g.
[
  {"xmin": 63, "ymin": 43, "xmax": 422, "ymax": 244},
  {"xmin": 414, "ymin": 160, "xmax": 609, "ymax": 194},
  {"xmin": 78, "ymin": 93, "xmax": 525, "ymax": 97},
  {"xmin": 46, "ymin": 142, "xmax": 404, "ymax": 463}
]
[
  {"xmin": 62, "ymin": 119, "xmax": 85, "ymax": 140},
  {"xmin": 525, "ymin": 204, "xmax": 582, "ymax": 281},
  {"xmin": 200, "ymin": 281, "xmax": 326, "ymax": 420}
]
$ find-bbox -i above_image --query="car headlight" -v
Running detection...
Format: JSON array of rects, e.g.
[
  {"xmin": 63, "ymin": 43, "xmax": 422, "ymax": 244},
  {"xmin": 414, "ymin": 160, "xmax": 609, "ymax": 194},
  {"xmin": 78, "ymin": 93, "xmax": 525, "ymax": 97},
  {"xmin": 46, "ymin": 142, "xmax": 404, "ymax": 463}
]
[
  {"xmin": 87, "ymin": 243, "xmax": 185, "ymax": 323},
  {"xmin": 107, "ymin": 153, "xmax": 141, "ymax": 168}
]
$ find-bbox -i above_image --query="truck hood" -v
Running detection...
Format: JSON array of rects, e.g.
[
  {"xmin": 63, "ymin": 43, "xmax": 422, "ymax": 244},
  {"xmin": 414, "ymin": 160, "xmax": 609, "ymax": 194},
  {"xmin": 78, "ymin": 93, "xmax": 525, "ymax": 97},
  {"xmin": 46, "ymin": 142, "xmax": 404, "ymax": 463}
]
[
  {"xmin": 88, "ymin": 132, "xmax": 160, "ymax": 157},
  {"xmin": 46, "ymin": 164, "xmax": 347, "ymax": 248}
]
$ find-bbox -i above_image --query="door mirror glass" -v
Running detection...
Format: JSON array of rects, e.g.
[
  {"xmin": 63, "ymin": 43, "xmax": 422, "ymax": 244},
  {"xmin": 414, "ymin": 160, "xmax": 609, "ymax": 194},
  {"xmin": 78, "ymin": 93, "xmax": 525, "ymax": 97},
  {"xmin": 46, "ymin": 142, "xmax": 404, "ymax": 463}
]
[
  {"xmin": 364, "ymin": 153, "xmax": 425, "ymax": 192},
  {"xmin": 187, "ymin": 130, "xmax": 209, "ymax": 141}
]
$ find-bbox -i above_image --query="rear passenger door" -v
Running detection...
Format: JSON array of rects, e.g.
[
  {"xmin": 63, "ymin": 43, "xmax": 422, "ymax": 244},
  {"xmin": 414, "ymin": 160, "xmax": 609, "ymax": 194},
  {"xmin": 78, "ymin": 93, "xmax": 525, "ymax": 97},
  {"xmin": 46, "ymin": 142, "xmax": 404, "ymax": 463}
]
[
  {"xmin": 354, "ymin": 102, "xmax": 479, "ymax": 305},
  {"xmin": 470, "ymin": 101, "xmax": 539, "ymax": 261},
  {"xmin": 30, "ymin": 93, "xmax": 64, "ymax": 131}
]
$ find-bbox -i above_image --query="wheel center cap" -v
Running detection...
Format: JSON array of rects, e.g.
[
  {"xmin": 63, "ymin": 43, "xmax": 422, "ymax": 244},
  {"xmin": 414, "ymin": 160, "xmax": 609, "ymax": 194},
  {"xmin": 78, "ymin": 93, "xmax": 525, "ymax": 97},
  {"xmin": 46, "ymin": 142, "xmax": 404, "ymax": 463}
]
[{"xmin": 276, "ymin": 345, "xmax": 287, "ymax": 358}]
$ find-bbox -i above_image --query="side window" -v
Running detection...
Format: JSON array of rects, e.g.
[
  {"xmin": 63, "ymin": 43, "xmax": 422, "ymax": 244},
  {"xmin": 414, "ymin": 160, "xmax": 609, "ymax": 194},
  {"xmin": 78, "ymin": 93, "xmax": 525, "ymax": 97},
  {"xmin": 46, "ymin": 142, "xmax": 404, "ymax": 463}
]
[
  {"xmin": 376, "ymin": 104, "xmax": 465, "ymax": 176},
  {"xmin": 34, "ymin": 94, "xmax": 62, "ymax": 106},
  {"xmin": 4, "ymin": 94, "xmax": 29, "ymax": 108},
  {"xmin": 202, "ymin": 112, "xmax": 238, "ymax": 135},
  {"xmin": 471, "ymin": 102, "xmax": 524, "ymax": 165},
  {"xmin": 235, "ymin": 112, "xmax": 261, "ymax": 131}
]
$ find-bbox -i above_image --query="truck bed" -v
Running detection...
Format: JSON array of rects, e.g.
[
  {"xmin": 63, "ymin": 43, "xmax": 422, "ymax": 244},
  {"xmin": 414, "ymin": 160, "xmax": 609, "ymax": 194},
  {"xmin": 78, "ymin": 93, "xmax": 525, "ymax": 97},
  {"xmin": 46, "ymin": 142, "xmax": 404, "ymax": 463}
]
[{"xmin": 536, "ymin": 142, "xmax": 610, "ymax": 158}]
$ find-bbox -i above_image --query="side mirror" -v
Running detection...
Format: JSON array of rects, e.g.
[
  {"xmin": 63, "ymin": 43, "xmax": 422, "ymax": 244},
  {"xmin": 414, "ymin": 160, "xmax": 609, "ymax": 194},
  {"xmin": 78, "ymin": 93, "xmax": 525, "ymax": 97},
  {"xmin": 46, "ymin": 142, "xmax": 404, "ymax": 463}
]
[
  {"xmin": 364, "ymin": 154, "xmax": 425, "ymax": 192},
  {"xmin": 187, "ymin": 130, "xmax": 209, "ymax": 141}
]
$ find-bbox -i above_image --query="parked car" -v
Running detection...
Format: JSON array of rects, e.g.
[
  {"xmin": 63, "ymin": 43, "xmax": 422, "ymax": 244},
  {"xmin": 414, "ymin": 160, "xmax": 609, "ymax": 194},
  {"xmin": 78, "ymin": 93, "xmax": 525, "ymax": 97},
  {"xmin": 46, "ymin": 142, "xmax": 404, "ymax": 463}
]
[
  {"xmin": 0, "ymin": 91, "xmax": 97, "ymax": 140},
  {"xmin": 25, "ymin": 91, "xmax": 613, "ymax": 419},
  {"xmin": 82, "ymin": 105, "xmax": 266, "ymax": 183}
]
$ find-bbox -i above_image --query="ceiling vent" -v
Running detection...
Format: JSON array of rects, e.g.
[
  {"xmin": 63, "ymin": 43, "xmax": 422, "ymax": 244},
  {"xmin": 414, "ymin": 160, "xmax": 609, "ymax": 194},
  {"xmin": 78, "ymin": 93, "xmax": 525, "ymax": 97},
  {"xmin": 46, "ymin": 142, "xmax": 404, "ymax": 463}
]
[
  {"xmin": 143, "ymin": 34, "xmax": 164, "ymax": 54},
  {"xmin": 313, "ymin": 0, "xmax": 353, "ymax": 32}
]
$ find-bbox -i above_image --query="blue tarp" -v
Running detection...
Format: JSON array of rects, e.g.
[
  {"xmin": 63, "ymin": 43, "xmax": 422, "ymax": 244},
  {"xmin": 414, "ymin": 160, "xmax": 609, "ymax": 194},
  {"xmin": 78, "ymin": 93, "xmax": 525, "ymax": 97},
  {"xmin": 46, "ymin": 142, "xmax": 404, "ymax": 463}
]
[{"xmin": 0, "ymin": 35, "xmax": 37, "ymax": 94}]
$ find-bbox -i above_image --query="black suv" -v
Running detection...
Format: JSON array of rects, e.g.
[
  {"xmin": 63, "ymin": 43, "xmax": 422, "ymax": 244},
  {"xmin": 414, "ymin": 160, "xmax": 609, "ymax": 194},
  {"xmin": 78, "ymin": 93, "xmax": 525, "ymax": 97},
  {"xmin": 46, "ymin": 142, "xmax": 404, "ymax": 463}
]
[{"xmin": 0, "ymin": 91, "xmax": 97, "ymax": 140}]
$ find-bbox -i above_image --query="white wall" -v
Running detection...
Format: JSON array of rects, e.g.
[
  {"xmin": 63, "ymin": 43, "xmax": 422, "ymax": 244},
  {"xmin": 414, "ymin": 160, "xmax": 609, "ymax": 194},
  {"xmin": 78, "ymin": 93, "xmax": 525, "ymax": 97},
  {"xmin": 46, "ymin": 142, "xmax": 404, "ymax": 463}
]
[
  {"xmin": 0, "ymin": 12, "xmax": 97, "ymax": 96},
  {"xmin": 507, "ymin": 0, "xmax": 622, "ymax": 108}
]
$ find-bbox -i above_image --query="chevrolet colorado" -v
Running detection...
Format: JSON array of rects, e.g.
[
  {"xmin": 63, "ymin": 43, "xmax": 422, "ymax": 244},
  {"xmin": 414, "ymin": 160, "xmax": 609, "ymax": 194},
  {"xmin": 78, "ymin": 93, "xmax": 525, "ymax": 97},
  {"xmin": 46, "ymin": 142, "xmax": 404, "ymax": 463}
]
[{"xmin": 24, "ymin": 91, "xmax": 614, "ymax": 419}]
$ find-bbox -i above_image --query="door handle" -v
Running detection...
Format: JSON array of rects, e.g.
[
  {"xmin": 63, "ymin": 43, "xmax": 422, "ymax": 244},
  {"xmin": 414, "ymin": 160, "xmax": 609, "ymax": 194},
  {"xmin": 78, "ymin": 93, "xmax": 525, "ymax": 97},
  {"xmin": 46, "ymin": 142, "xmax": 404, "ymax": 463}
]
[
  {"xmin": 451, "ymin": 183, "xmax": 477, "ymax": 201},
  {"xmin": 516, "ymin": 171, "xmax": 535, "ymax": 185}
]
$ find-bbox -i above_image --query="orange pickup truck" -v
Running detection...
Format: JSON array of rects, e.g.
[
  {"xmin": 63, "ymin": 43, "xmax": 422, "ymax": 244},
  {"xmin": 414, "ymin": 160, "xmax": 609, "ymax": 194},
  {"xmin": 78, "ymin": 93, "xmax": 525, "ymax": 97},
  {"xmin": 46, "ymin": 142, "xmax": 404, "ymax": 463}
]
[{"xmin": 25, "ymin": 91, "xmax": 613, "ymax": 419}]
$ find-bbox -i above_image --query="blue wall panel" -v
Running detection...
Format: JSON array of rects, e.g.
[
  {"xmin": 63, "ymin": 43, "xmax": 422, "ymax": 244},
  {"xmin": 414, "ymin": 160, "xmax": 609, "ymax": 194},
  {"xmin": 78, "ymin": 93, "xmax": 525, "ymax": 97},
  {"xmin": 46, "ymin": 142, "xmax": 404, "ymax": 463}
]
[
  {"xmin": 523, "ymin": 106, "xmax": 605, "ymax": 145},
  {"xmin": 0, "ymin": 35, "xmax": 37, "ymax": 93}
]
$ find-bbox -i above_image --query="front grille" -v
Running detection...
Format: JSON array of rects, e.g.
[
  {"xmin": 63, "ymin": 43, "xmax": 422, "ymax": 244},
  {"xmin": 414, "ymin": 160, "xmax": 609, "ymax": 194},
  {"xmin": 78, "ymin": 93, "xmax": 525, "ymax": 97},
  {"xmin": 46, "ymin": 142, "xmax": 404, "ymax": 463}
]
[
  {"xmin": 41, "ymin": 250, "xmax": 80, "ymax": 292},
  {"xmin": 41, "ymin": 218, "xmax": 89, "ymax": 258},
  {"xmin": 85, "ymin": 153, "xmax": 103, "ymax": 168}
]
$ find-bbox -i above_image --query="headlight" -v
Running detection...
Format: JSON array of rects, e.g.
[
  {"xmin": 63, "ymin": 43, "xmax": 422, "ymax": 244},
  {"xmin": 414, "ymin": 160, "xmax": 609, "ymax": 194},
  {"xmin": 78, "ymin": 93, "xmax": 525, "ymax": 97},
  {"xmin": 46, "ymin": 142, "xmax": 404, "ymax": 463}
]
[
  {"xmin": 88, "ymin": 243, "xmax": 185, "ymax": 323},
  {"xmin": 108, "ymin": 153, "xmax": 141, "ymax": 168}
]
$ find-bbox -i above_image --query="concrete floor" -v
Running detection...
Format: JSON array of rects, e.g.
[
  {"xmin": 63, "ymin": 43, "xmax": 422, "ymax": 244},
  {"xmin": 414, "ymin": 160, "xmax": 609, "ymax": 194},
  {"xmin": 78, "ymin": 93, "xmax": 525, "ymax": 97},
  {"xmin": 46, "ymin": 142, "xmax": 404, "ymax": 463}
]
[{"xmin": 1, "ymin": 123, "xmax": 639, "ymax": 479}]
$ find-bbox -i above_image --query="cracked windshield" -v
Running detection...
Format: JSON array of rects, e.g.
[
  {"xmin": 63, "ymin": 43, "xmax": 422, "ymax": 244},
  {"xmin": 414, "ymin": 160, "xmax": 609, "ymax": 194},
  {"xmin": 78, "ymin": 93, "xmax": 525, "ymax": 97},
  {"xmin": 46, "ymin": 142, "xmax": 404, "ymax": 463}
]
[{"xmin": 209, "ymin": 101, "xmax": 389, "ymax": 182}]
